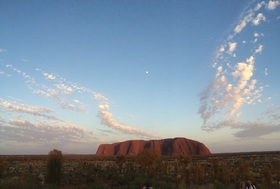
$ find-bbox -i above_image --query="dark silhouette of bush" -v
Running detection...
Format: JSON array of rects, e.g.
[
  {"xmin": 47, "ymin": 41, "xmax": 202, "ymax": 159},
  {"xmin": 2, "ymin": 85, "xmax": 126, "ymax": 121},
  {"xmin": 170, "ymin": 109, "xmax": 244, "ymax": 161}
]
[
  {"xmin": 136, "ymin": 149, "xmax": 158, "ymax": 167},
  {"xmin": 46, "ymin": 149, "xmax": 63, "ymax": 185},
  {"xmin": 0, "ymin": 160, "xmax": 7, "ymax": 178}
]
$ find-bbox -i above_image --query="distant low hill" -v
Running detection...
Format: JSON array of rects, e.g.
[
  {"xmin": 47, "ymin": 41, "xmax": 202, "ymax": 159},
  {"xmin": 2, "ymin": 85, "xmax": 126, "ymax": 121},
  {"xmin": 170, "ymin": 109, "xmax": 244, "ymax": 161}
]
[{"xmin": 96, "ymin": 137, "xmax": 211, "ymax": 156}]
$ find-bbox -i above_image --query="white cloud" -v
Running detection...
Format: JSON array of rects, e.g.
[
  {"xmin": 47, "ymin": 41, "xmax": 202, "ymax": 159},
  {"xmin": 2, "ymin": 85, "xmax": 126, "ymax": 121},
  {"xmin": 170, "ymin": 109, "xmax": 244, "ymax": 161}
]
[
  {"xmin": 44, "ymin": 73, "xmax": 56, "ymax": 80},
  {"xmin": 252, "ymin": 13, "xmax": 266, "ymax": 25},
  {"xmin": 227, "ymin": 42, "xmax": 237, "ymax": 55},
  {"xmin": 267, "ymin": 0, "xmax": 280, "ymax": 10},
  {"xmin": 254, "ymin": 1, "xmax": 265, "ymax": 11},
  {"xmin": 199, "ymin": 0, "xmax": 278, "ymax": 138},
  {"xmin": 234, "ymin": 12, "xmax": 254, "ymax": 34},
  {"xmin": 219, "ymin": 45, "xmax": 225, "ymax": 52},
  {"xmin": 232, "ymin": 57, "xmax": 254, "ymax": 89},
  {"xmin": 3, "ymin": 65, "xmax": 156, "ymax": 138},
  {"xmin": 0, "ymin": 118, "xmax": 93, "ymax": 144},
  {"xmin": 255, "ymin": 44, "xmax": 263, "ymax": 54},
  {"xmin": 3, "ymin": 63, "xmax": 158, "ymax": 139},
  {"xmin": 73, "ymin": 99, "xmax": 80, "ymax": 103},
  {"xmin": 199, "ymin": 54, "xmax": 264, "ymax": 124},
  {"xmin": 55, "ymin": 84, "xmax": 73, "ymax": 95},
  {"xmin": 0, "ymin": 100, "xmax": 59, "ymax": 120},
  {"xmin": 94, "ymin": 92, "xmax": 157, "ymax": 138}
]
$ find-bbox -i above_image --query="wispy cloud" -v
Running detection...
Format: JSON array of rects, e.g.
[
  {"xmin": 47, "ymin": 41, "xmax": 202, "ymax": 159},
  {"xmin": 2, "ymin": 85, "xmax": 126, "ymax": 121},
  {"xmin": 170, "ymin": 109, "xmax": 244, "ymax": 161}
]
[
  {"xmin": 0, "ymin": 100, "xmax": 58, "ymax": 120},
  {"xmin": 198, "ymin": 0, "xmax": 280, "ymax": 135},
  {"xmin": 267, "ymin": 0, "xmax": 280, "ymax": 10},
  {"xmin": 2, "ymin": 63, "xmax": 156, "ymax": 139},
  {"xmin": 264, "ymin": 68, "xmax": 268, "ymax": 76},
  {"xmin": 252, "ymin": 13, "xmax": 266, "ymax": 25},
  {"xmin": 255, "ymin": 44, "xmax": 263, "ymax": 54},
  {"xmin": 20, "ymin": 58, "xmax": 30, "ymax": 62},
  {"xmin": 202, "ymin": 118, "xmax": 280, "ymax": 138},
  {"xmin": 0, "ymin": 98, "xmax": 94, "ymax": 145},
  {"xmin": 227, "ymin": 42, "xmax": 237, "ymax": 55},
  {"xmin": 94, "ymin": 92, "xmax": 157, "ymax": 138},
  {"xmin": 233, "ymin": 2, "xmax": 266, "ymax": 35},
  {"xmin": 44, "ymin": 72, "xmax": 56, "ymax": 80},
  {"xmin": 0, "ymin": 118, "xmax": 93, "ymax": 144},
  {"xmin": 234, "ymin": 12, "xmax": 254, "ymax": 34},
  {"xmin": 0, "ymin": 48, "xmax": 7, "ymax": 53}
]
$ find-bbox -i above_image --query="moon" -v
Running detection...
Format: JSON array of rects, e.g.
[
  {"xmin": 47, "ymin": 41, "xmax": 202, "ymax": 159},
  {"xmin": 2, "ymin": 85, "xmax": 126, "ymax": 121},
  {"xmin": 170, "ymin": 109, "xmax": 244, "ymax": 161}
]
[{"xmin": 145, "ymin": 71, "xmax": 149, "ymax": 74}]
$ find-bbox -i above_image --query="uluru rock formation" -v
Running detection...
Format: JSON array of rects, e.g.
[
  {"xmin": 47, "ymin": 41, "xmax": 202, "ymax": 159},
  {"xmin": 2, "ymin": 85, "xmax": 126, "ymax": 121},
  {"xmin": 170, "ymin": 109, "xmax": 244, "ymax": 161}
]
[{"xmin": 96, "ymin": 137, "xmax": 211, "ymax": 156}]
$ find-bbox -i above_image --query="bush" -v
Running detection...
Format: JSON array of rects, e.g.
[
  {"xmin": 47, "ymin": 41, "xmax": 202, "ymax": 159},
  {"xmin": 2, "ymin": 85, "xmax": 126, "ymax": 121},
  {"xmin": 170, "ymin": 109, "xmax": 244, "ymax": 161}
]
[{"xmin": 46, "ymin": 149, "xmax": 63, "ymax": 185}]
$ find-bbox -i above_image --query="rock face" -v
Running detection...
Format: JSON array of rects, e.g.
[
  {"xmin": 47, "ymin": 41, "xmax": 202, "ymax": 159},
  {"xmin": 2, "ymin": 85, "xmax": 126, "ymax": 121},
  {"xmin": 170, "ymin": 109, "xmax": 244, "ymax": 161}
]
[{"xmin": 96, "ymin": 137, "xmax": 211, "ymax": 156}]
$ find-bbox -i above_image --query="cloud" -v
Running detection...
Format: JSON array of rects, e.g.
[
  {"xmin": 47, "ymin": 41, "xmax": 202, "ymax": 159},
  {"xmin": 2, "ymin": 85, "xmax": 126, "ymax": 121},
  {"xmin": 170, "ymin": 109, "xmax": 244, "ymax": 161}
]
[
  {"xmin": 44, "ymin": 73, "xmax": 56, "ymax": 80},
  {"xmin": 0, "ymin": 118, "xmax": 93, "ymax": 144},
  {"xmin": 199, "ymin": 53, "xmax": 265, "ymax": 126},
  {"xmin": 255, "ymin": 44, "xmax": 263, "ymax": 54},
  {"xmin": 94, "ymin": 92, "xmax": 157, "ymax": 138},
  {"xmin": 267, "ymin": 0, "xmax": 280, "ymax": 10},
  {"xmin": 234, "ymin": 12, "xmax": 254, "ymax": 34},
  {"xmin": 5, "ymin": 64, "xmax": 36, "ymax": 86},
  {"xmin": 202, "ymin": 118, "xmax": 280, "ymax": 138},
  {"xmin": 227, "ymin": 42, "xmax": 237, "ymax": 55},
  {"xmin": 234, "ymin": 123, "xmax": 280, "ymax": 138},
  {"xmin": 55, "ymin": 84, "xmax": 73, "ymax": 95},
  {"xmin": 0, "ymin": 100, "xmax": 59, "ymax": 121},
  {"xmin": 199, "ymin": 0, "xmax": 279, "ymax": 134},
  {"xmin": 264, "ymin": 68, "xmax": 268, "ymax": 76},
  {"xmin": 253, "ymin": 32, "xmax": 264, "ymax": 43},
  {"xmin": 232, "ymin": 1, "xmax": 268, "ymax": 35},
  {"xmin": 0, "ymin": 48, "xmax": 7, "ymax": 53},
  {"xmin": 0, "ymin": 100, "xmax": 94, "ymax": 145},
  {"xmin": 252, "ymin": 13, "xmax": 266, "ymax": 25},
  {"xmin": 73, "ymin": 99, "xmax": 80, "ymax": 103},
  {"xmin": 20, "ymin": 58, "xmax": 30, "ymax": 62},
  {"xmin": 2, "ymin": 63, "xmax": 156, "ymax": 139},
  {"xmin": 254, "ymin": 2, "xmax": 265, "ymax": 11}
]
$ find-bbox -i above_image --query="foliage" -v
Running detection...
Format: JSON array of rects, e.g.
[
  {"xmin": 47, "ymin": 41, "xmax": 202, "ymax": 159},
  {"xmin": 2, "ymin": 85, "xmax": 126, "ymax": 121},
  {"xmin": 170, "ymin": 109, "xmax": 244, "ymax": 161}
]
[
  {"xmin": 136, "ymin": 149, "xmax": 158, "ymax": 167},
  {"xmin": 46, "ymin": 149, "xmax": 63, "ymax": 185},
  {"xmin": 263, "ymin": 166, "xmax": 272, "ymax": 188},
  {"xmin": 0, "ymin": 159, "xmax": 8, "ymax": 178},
  {"xmin": 0, "ymin": 174, "xmax": 41, "ymax": 189},
  {"xmin": 237, "ymin": 159, "xmax": 250, "ymax": 180}
]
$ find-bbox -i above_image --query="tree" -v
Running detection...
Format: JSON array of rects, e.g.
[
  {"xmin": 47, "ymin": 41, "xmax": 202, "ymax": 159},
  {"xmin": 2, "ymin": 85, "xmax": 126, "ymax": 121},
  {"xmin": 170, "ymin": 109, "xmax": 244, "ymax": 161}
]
[
  {"xmin": 46, "ymin": 149, "xmax": 63, "ymax": 184},
  {"xmin": 136, "ymin": 149, "xmax": 159, "ymax": 176},
  {"xmin": 116, "ymin": 155, "xmax": 127, "ymax": 173},
  {"xmin": 136, "ymin": 149, "xmax": 158, "ymax": 167}
]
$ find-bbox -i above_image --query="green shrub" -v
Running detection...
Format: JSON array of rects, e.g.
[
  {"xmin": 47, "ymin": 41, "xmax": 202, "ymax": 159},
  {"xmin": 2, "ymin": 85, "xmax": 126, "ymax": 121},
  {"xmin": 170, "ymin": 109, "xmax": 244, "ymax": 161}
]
[{"xmin": 46, "ymin": 149, "xmax": 63, "ymax": 185}]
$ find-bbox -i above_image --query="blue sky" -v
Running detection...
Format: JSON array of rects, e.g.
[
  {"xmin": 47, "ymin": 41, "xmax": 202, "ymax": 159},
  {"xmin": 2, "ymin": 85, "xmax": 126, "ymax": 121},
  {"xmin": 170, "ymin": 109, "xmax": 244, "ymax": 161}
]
[{"xmin": 1, "ymin": 0, "xmax": 280, "ymax": 154}]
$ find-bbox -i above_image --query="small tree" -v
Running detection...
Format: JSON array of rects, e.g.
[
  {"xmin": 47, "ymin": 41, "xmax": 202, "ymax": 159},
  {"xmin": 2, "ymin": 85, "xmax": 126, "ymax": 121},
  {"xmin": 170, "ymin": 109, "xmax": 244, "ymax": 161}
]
[
  {"xmin": 116, "ymin": 155, "xmax": 127, "ymax": 173},
  {"xmin": 46, "ymin": 149, "xmax": 63, "ymax": 185},
  {"xmin": 136, "ymin": 149, "xmax": 159, "ymax": 176}
]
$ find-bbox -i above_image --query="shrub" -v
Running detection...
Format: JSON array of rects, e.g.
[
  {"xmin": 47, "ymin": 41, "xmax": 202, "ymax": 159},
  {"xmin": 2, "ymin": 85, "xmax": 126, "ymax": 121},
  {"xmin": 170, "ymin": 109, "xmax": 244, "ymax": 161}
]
[
  {"xmin": 46, "ymin": 149, "xmax": 63, "ymax": 185},
  {"xmin": 136, "ymin": 150, "xmax": 158, "ymax": 167}
]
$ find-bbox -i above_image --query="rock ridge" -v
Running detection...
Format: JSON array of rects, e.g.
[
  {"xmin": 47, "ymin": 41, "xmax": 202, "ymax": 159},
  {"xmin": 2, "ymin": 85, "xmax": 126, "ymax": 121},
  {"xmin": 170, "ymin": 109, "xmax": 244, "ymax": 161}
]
[{"xmin": 96, "ymin": 137, "xmax": 211, "ymax": 156}]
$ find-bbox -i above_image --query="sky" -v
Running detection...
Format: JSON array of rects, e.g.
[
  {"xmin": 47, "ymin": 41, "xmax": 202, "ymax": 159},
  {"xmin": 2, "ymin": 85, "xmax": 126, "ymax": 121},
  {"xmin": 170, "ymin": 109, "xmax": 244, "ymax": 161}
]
[{"xmin": 0, "ymin": 0, "xmax": 280, "ymax": 155}]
